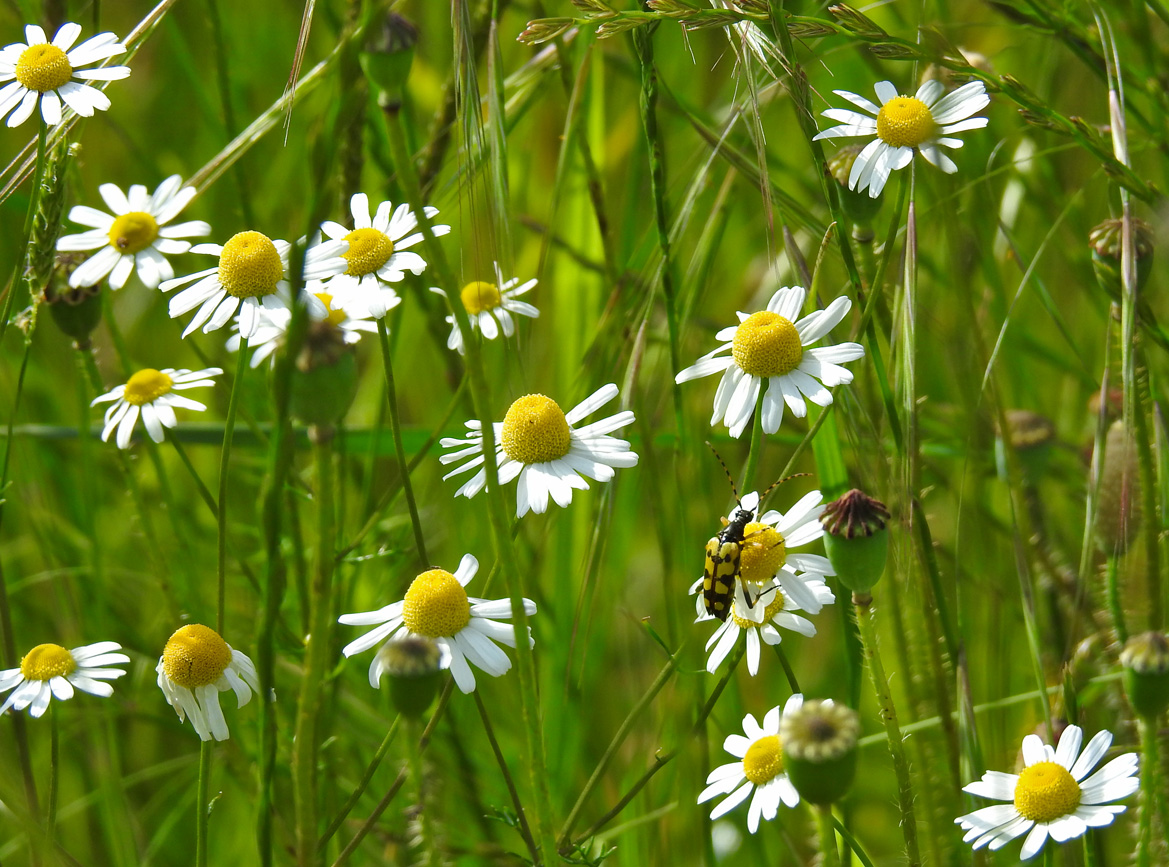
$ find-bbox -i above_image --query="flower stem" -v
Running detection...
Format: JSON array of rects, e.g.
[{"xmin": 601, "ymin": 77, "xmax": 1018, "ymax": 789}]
[
  {"xmin": 217, "ymin": 338, "xmax": 248, "ymax": 632},
  {"xmin": 853, "ymin": 594, "xmax": 921, "ymax": 867},
  {"xmin": 741, "ymin": 391, "xmax": 765, "ymax": 494},
  {"xmin": 376, "ymin": 319, "xmax": 428, "ymax": 566},
  {"xmin": 195, "ymin": 740, "xmax": 212, "ymax": 867},
  {"xmin": 474, "ymin": 692, "xmax": 538, "ymax": 861},
  {"xmin": 406, "ymin": 717, "xmax": 440, "ymax": 866},
  {"xmin": 814, "ymin": 804, "xmax": 842, "ymax": 867},
  {"xmin": 318, "ymin": 716, "xmax": 401, "ymax": 852},
  {"xmin": 47, "ymin": 705, "xmax": 59, "ymax": 847}
]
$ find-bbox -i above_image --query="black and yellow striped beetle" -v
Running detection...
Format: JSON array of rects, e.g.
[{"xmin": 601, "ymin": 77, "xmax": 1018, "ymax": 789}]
[{"xmin": 700, "ymin": 446, "xmax": 807, "ymax": 621}]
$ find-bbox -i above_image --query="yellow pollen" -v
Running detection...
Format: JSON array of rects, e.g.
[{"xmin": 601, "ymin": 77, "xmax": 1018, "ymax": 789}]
[
  {"xmin": 876, "ymin": 96, "xmax": 938, "ymax": 148},
  {"xmin": 738, "ymin": 522, "xmax": 787, "ymax": 586},
  {"xmin": 732, "ymin": 312, "xmax": 803, "ymax": 378},
  {"xmin": 19, "ymin": 644, "xmax": 76, "ymax": 681},
  {"xmin": 15, "ymin": 43, "xmax": 73, "ymax": 92},
  {"xmin": 743, "ymin": 734, "xmax": 784, "ymax": 785},
  {"xmin": 161, "ymin": 624, "xmax": 233, "ymax": 689},
  {"xmin": 732, "ymin": 584, "xmax": 786, "ymax": 628},
  {"xmin": 402, "ymin": 569, "xmax": 472, "ymax": 637},
  {"xmin": 500, "ymin": 394, "xmax": 572, "ymax": 465},
  {"xmin": 313, "ymin": 293, "xmax": 348, "ymax": 328},
  {"xmin": 108, "ymin": 212, "xmax": 160, "ymax": 255},
  {"xmin": 217, "ymin": 231, "xmax": 284, "ymax": 299},
  {"xmin": 1013, "ymin": 761, "xmax": 1081, "ymax": 823},
  {"xmin": 342, "ymin": 227, "xmax": 393, "ymax": 277},
  {"xmin": 460, "ymin": 281, "xmax": 503, "ymax": 315},
  {"xmin": 122, "ymin": 369, "xmax": 174, "ymax": 406}
]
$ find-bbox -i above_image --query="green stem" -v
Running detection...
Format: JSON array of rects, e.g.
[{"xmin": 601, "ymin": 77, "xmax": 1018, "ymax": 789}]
[
  {"xmin": 830, "ymin": 813, "xmax": 877, "ymax": 867},
  {"xmin": 772, "ymin": 643, "xmax": 801, "ymax": 694},
  {"xmin": 47, "ymin": 705, "xmax": 58, "ymax": 847},
  {"xmin": 375, "ymin": 319, "xmax": 428, "ymax": 566},
  {"xmin": 195, "ymin": 740, "xmax": 212, "ymax": 867},
  {"xmin": 318, "ymin": 716, "xmax": 401, "ymax": 852},
  {"xmin": 740, "ymin": 391, "xmax": 765, "ymax": 494},
  {"xmin": 0, "ymin": 117, "xmax": 48, "ymax": 343},
  {"xmin": 854, "ymin": 596, "xmax": 921, "ymax": 867},
  {"xmin": 1131, "ymin": 367, "xmax": 1162, "ymax": 630},
  {"xmin": 474, "ymin": 692, "xmax": 538, "ymax": 861},
  {"xmin": 294, "ymin": 431, "xmax": 337, "ymax": 865},
  {"xmin": 815, "ymin": 804, "xmax": 842, "ymax": 867},
  {"xmin": 217, "ymin": 339, "xmax": 248, "ymax": 632},
  {"xmin": 406, "ymin": 717, "xmax": 439, "ymax": 866},
  {"xmin": 169, "ymin": 435, "xmax": 219, "ymax": 516}
]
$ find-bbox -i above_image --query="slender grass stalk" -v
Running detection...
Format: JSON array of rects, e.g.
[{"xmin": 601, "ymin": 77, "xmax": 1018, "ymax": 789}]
[
  {"xmin": 405, "ymin": 716, "xmax": 439, "ymax": 866},
  {"xmin": 853, "ymin": 595, "xmax": 920, "ymax": 867},
  {"xmin": 293, "ymin": 430, "xmax": 337, "ymax": 865},
  {"xmin": 318, "ymin": 716, "xmax": 401, "ymax": 851},
  {"xmin": 740, "ymin": 392, "xmax": 765, "ymax": 494},
  {"xmin": 772, "ymin": 643, "xmax": 801, "ymax": 694},
  {"xmin": 814, "ymin": 805, "xmax": 842, "ymax": 867},
  {"xmin": 168, "ymin": 436, "xmax": 219, "ymax": 516},
  {"xmin": 48, "ymin": 705, "xmax": 59, "ymax": 848},
  {"xmin": 474, "ymin": 692, "xmax": 538, "ymax": 861},
  {"xmin": 375, "ymin": 319, "xmax": 428, "ymax": 566},
  {"xmin": 830, "ymin": 813, "xmax": 877, "ymax": 867},
  {"xmin": 217, "ymin": 339, "xmax": 248, "ymax": 631},
  {"xmin": 195, "ymin": 740, "xmax": 212, "ymax": 867}
]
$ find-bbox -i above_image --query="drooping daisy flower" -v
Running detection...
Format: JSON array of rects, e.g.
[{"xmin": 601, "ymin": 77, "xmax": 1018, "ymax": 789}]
[
  {"xmin": 675, "ymin": 286, "xmax": 864, "ymax": 438},
  {"xmin": 56, "ymin": 176, "xmax": 210, "ymax": 290},
  {"xmin": 0, "ymin": 23, "xmax": 129, "ymax": 127},
  {"xmin": 91, "ymin": 367, "xmax": 221, "ymax": 449},
  {"xmin": 160, "ymin": 231, "xmax": 347, "ymax": 339},
  {"xmin": 431, "ymin": 263, "xmax": 539, "ymax": 355},
  {"xmin": 0, "ymin": 641, "xmax": 129, "ymax": 717},
  {"xmin": 440, "ymin": 384, "xmax": 639, "ymax": 518},
  {"xmin": 225, "ymin": 283, "xmax": 379, "ymax": 367},
  {"xmin": 156, "ymin": 624, "xmax": 259, "ymax": 742},
  {"xmin": 956, "ymin": 725, "xmax": 1140, "ymax": 860},
  {"xmin": 697, "ymin": 696, "xmax": 803, "ymax": 833},
  {"xmin": 813, "ymin": 79, "xmax": 989, "ymax": 198},
  {"xmin": 320, "ymin": 193, "xmax": 450, "ymax": 318},
  {"xmin": 339, "ymin": 553, "xmax": 535, "ymax": 694}
]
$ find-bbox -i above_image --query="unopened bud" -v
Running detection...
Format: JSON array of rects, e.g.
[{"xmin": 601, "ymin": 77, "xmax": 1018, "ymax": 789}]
[
  {"xmin": 1092, "ymin": 421, "xmax": 1140, "ymax": 555},
  {"xmin": 827, "ymin": 144, "xmax": 884, "ymax": 226},
  {"xmin": 360, "ymin": 13, "xmax": 417, "ymax": 96},
  {"xmin": 1121, "ymin": 631, "xmax": 1169, "ymax": 719},
  {"xmin": 779, "ymin": 698, "xmax": 859, "ymax": 804},
  {"xmin": 821, "ymin": 489, "xmax": 889, "ymax": 594},
  {"xmin": 44, "ymin": 258, "xmax": 102, "ymax": 344},
  {"xmin": 289, "ymin": 321, "xmax": 359, "ymax": 430},
  {"xmin": 995, "ymin": 409, "xmax": 1055, "ymax": 483},
  {"xmin": 1090, "ymin": 217, "xmax": 1154, "ymax": 300},
  {"xmin": 374, "ymin": 636, "xmax": 447, "ymax": 718}
]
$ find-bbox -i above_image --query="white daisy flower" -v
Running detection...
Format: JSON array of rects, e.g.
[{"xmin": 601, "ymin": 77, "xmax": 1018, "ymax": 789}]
[
  {"xmin": 675, "ymin": 286, "xmax": 864, "ymax": 438},
  {"xmin": 160, "ymin": 230, "xmax": 347, "ymax": 339},
  {"xmin": 0, "ymin": 23, "xmax": 129, "ymax": 128},
  {"xmin": 431, "ymin": 263, "xmax": 539, "ymax": 355},
  {"xmin": 156, "ymin": 624, "xmax": 259, "ymax": 742},
  {"xmin": 0, "ymin": 641, "xmax": 129, "ymax": 717},
  {"xmin": 339, "ymin": 553, "xmax": 535, "ymax": 694},
  {"xmin": 697, "ymin": 696, "xmax": 803, "ymax": 833},
  {"xmin": 956, "ymin": 725, "xmax": 1140, "ymax": 860},
  {"xmin": 91, "ymin": 367, "xmax": 220, "ymax": 449},
  {"xmin": 56, "ymin": 176, "xmax": 210, "ymax": 290},
  {"xmin": 320, "ymin": 192, "xmax": 450, "ymax": 319},
  {"xmin": 812, "ymin": 79, "xmax": 990, "ymax": 198},
  {"xmin": 440, "ymin": 384, "xmax": 639, "ymax": 518},
  {"xmin": 225, "ymin": 282, "xmax": 380, "ymax": 367}
]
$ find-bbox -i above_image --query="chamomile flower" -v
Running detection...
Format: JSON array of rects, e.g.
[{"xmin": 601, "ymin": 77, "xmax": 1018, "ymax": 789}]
[
  {"xmin": 813, "ymin": 79, "xmax": 989, "ymax": 198},
  {"xmin": 0, "ymin": 641, "xmax": 129, "ymax": 717},
  {"xmin": 956, "ymin": 725, "xmax": 1140, "ymax": 860},
  {"xmin": 156, "ymin": 624, "xmax": 259, "ymax": 742},
  {"xmin": 697, "ymin": 696, "xmax": 803, "ymax": 833},
  {"xmin": 431, "ymin": 263, "xmax": 539, "ymax": 354},
  {"xmin": 320, "ymin": 192, "xmax": 450, "ymax": 318},
  {"xmin": 440, "ymin": 384, "xmax": 638, "ymax": 518},
  {"xmin": 226, "ymin": 283, "xmax": 379, "ymax": 367},
  {"xmin": 91, "ymin": 367, "xmax": 220, "ymax": 449},
  {"xmin": 675, "ymin": 286, "xmax": 864, "ymax": 438},
  {"xmin": 339, "ymin": 554, "xmax": 535, "ymax": 694},
  {"xmin": 0, "ymin": 23, "xmax": 129, "ymax": 128},
  {"xmin": 160, "ymin": 231, "xmax": 347, "ymax": 339},
  {"xmin": 56, "ymin": 176, "xmax": 210, "ymax": 290}
]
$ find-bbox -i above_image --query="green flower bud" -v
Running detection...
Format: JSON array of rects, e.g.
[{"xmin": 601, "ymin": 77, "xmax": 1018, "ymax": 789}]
[
  {"xmin": 995, "ymin": 409, "xmax": 1055, "ymax": 483},
  {"xmin": 359, "ymin": 13, "xmax": 417, "ymax": 97},
  {"xmin": 1120, "ymin": 631, "xmax": 1169, "ymax": 720},
  {"xmin": 378, "ymin": 636, "xmax": 445, "ymax": 718},
  {"xmin": 828, "ymin": 144, "xmax": 883, "ymax": 227},
  {"xmin": 779, "ymin": 699, "xmax": 859, "ymax": 804},
  {"xmin": 1092, "ymin": 421, "xmax": 1140, "ymax": 555},
  {"xmin": 821, "ymin": 489, "xmax": 889, "ymax": 596},
  {"xmin": 1089, "ymin": 217, "xmax": 1153, "ymax": 300},
  {"xmin": 289, "ymin": 321, "xmax": 359, "ymax": 431},
  {"xmin": 44, "ymin": 261, "xmax": 102, "ymax": 345}
]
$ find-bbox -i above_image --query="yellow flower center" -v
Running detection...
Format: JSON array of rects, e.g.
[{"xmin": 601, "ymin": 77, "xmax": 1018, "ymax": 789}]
[
  {"xmin": 402, "ymin": 569, "xmax": 472, "ymax": 637},
  {"xmin": 217, "ymin": 231, "xmax": 284, "ymax": 299},
  {"xmin": 161, "ymin": 624, "xmax": 233, "ymax": 689},
  {"xmin": 313, "ymin": 292, "xmax": 348, "ymax": 328},
  {"xmin": 342, "ymin": 227, "xmax": 393, "ymax": 277},
  {"xmin": 732, "ymin": 312, "xmax": 803, "ymax": 378},
  {"xmin": 732, "ymin": 584, "xmax": 786, "ymax": 628},
  {"xmin": 19, "ymin": 644, "xmax": 76, "ymax": 681},
  {"xmin": 460, "ymin": 281, "xmax": 503, "ymax": 315},
  {"xmin": 743, "ymin": 734, "xmax": 784, "ymax": 785},
  {"xmin": 500, "ymin": 394, "xmax": 572, "ymax": 465},
  {"xmin": 1013, "ymin": 761, "xmax": 1082, "ymax": 823},
  {"xmin": 122, "ymin": 369, "xmax": 174, "ymax": 406},
  {"xmin": 876, "ymin": 96, "xmax": 938, "ymax": 148},
  {"xmin": 738, "ymin": 523, "xmax": 787, "ymax": 586},
  {"xmin": 15, "ymin": 43, "xmax": 73, "ymax": 92},
  {"xmin": 108, "ymin": 212, "xmax": 160, "ymax": 255}
]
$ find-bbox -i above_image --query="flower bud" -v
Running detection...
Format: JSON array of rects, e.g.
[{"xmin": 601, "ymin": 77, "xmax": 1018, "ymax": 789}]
[
  {"xmin": 828, "ymin": 144, "xmax": 883, "ymax": 226},
  {"xmin": 821, "ymin": 489, "xmax": 889, "ymax": 595},
  {"xmin": 44, "ymin": 259, "xmax": 102, "ymax": 345},
  {"xmin": 1120, "ymin": 631, "xmax": 1169, "ymax": 719},
  {"xmin": 359, "ymin": 13, "xmax": 417, "ymax": 96},
  {"xmin": 1089, "ymin": 217, "xmax": 1154, "ymax": 300},
  {"xmin": 995, "ymin": 409, "xmax": 1055, "ymax": 483},
  {"xmin": 779, "ymin": 698, "xmax": 859, "ymax": 804},
  {"xmin": 289, "ymin": 321, "xmax": 359, "ymax": 430},
  {"xmin": 1092, "ymin": 421, "xmax": 1140, "ymax": 555},
  {"xmin": 377, "ymin": 636, "xmax": 445, "ymax": 718}
]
